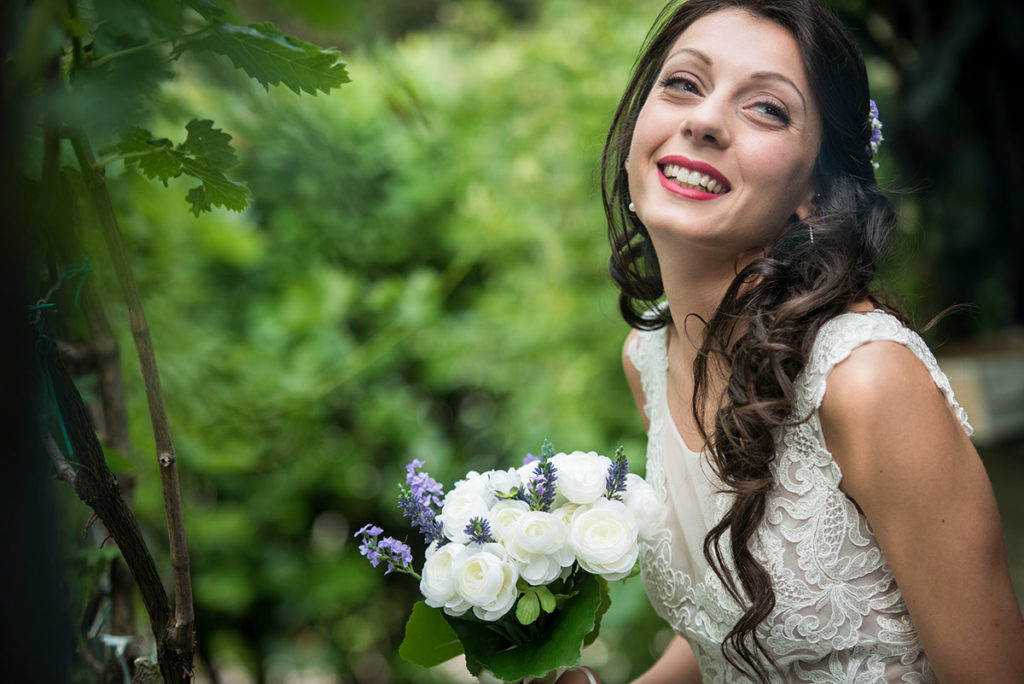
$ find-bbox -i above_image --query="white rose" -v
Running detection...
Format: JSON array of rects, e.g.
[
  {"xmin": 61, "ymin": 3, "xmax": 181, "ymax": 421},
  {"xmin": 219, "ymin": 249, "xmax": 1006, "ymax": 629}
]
[
  {"xmin": 505, "ymin": 511, "xmax": 575, "ymax": 586},
  {"xmin": 451, "ymin": 542, "xmax": 519, "ymax": 621},
  {"xmin": 440, "ymin": 474, "xmax": 497, "ymax": 544},
  {"xmin": 489, "ymin": 499, "xmax": 530, "ymax": 543},
  {"xmin": 570, "ymin": 498, "xmax": 639, "ymax": 580},
  {"xmin": 623, "ymin": 474, "xmax": 666, "ymax": 541},
  {"xmin": 420, "ymin": 542, "xmax": 471, "ymax": 616},
  {"xmin": 485, "ymin": 468, "xmax": 523, "ymax": 498},
  {"xmin": 550, "ymin": 451, "xmax": 612, "ymax": 505}
]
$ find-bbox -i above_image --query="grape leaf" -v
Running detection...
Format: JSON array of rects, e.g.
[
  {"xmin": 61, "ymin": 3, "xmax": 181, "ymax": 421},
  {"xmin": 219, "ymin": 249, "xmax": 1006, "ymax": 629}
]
[
  {"xmin": 398, "ymin": 602, "xmax": 463, "ymax": 668},
  {"xmin": 181, "ymin": 22, "xmax": 350, "ymax": 95},
  {"xmin": 113, "ymin": 119, "xmax": 249, "ymax": 214},
  {"xmin": 115, "ymin": 127, "xmax": 181, "ymax": 183},
  {"xmin": 178, "ymin": 119, "xmax": 238, "ymax": 169},
  {"xmin": 178, "ymin": 155, "xmax": 247, "ymax": 215}
]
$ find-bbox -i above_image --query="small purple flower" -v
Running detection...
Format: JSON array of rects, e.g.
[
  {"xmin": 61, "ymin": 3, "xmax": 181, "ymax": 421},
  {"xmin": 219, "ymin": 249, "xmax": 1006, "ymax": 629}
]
[
  {"xmin": 465, "ymin": 517, "xmax": 496, "ymax": 545},
  {"xmin": 398, "ymin": 460, "xmax": 448, "ymax": 546},
  {"xmin": 605, "ymin": 446, "xmax": 629, "ymax": 501},
  {"xmin": 868, "ymin": 99, "xmax": 883, "ymax": 168},
  {"xmin": 522, "ymin": 453, "xmax": 540, "ymax": 466},
  {"xmin": 356, "ymin": 524, "xmax": 383, "ymax": 538},
  {"xmin": 355, "ymin": 527, "xmax": 415, "ymax": 575},
  {"xmin": 525, "ymin": 459, "xmax": 558, "ymax": 512}
]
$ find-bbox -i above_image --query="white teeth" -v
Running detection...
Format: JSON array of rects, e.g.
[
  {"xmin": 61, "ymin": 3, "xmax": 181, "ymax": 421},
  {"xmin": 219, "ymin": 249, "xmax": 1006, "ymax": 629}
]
[{"xmin": 660, "ymin": 163, "xmax": 727, "ymax": 194}]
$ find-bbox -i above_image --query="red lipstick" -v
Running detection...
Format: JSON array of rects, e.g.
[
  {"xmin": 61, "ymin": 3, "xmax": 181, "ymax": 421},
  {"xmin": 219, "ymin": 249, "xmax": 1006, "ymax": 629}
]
[{"xmin": 657, "ymin": 155, "xmax": 730, "ymax": 200}]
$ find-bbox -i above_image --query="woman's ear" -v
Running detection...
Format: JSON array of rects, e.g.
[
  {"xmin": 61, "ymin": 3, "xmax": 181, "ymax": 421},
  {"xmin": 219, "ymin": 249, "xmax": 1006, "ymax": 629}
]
[{"xmin": 795, "ymin": 187, "xmax": 817, "ymax": 220}]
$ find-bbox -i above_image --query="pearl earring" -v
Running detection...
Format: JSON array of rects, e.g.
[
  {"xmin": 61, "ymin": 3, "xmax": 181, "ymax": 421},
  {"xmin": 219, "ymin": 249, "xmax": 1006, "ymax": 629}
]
[{"xmin": 628, "ymin": 201, "xmax": 636, "ymax": 213}]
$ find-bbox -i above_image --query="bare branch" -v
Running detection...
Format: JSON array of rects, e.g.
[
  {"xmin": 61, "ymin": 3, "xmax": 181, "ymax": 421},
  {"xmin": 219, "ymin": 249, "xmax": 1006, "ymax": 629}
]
[{"xmin": 45, "ymin": 435, "xmax": 77, "ymax": 487}]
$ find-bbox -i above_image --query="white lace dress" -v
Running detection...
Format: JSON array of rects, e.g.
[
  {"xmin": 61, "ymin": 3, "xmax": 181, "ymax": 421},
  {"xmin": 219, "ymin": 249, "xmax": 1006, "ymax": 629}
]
[{"xmin": 627, "ymin": 311, "xmax": 973, "ymax": 682}]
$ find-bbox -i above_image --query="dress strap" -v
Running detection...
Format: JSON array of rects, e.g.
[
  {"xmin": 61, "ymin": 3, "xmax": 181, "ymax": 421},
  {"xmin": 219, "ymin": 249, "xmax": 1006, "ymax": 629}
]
[
  {"xmin": 626, "ymin": 326, "xmax": 670, "ymax": 429},
  {"xmin": 799, "ymin": 311, "xmax": 973, "ymax": 436}
]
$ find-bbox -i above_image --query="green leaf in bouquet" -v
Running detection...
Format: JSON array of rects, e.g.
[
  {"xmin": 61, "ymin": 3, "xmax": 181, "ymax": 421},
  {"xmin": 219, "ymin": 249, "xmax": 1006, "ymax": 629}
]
[
  {"xmin": 446, "ymin": 571, "xmax": 609, "ymax": 682},
  {"xmin": 516, "ymin": 591, "xmax": 540, "ymax": 625},
  {"xmin": 536, "ymin": 585, "xmax": 557, "ymax": 614},
  {"xmin": 399, "ymin": 602, "xmax": 464, "ymax": 668},
  {"xmin": 583, "ymin": 576, "xmax": 611, "ymax": 648},
  {"xmin": 180, "ymin": 23, "xmax": 350, "ymax": 95}
]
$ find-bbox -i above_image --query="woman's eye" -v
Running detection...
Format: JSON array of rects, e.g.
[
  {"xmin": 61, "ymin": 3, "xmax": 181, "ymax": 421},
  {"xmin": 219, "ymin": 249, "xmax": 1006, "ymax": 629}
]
[
  {"xmin": 659, "ymin": 75, "xmax": 700, "ymax": 95},
  {"xmin": 751, "ymin": 101, "xmax": 791, "ymax": 125}
]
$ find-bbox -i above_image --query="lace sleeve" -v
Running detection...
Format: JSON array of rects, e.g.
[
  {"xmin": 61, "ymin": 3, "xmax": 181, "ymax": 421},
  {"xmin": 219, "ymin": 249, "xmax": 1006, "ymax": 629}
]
[{"xmin": 798, "ymin": 310, "xmax": 973, "ymax": 437}]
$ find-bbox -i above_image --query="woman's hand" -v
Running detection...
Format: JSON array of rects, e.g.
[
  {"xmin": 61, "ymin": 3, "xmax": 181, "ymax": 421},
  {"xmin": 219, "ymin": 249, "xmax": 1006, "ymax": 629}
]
[{"xmin": 553, "ymin": 667, "xmax": 599, "ymax": 684}]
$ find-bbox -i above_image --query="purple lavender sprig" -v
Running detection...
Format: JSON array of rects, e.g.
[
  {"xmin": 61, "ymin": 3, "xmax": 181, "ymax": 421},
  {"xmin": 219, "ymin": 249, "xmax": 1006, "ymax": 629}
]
[
  {"xmin": 354, "ymin": 524, "xmax": 417, "ymax": 577},
  {"xmin": 465, "ymin": 517, "xmax": 496, "ymax": 545},
  {"xmin": 524, "ymin": 440, "xmax": 558, "ymax": 512},
  {"xmin": 605, "ymin": 446, "xmax": 629, "ymax": 501},
  {"xmin": 868, "ymin": 99, "xmax": 883, "ymax": 169},
  {"xmin": 398, "ymin": 459, "xmax": 447, "ymax": 546}
]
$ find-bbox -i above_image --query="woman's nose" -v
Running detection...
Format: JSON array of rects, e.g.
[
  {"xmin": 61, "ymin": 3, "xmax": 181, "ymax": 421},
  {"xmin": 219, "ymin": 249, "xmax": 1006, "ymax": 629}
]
[{"xmin": 679, "ymin": 96, "xmax": 730, "ymax": 147}]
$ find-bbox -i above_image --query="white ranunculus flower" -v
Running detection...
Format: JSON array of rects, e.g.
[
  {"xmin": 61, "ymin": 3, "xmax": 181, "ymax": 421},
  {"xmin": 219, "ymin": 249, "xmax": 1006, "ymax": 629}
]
[
  {"xmin": 420, "ymin": 542, "xmax": 471, "ymax": 616},
  {"xmin": 550, "ymin": 451, "xmax": 612, "ymax": 505},
  {"xmin": 570, "ymin": 498, "xmax": 639, "ymax": 580},
  {"xmin": 551, "ymin": 502, "xmax": 584, "ymax": 528},
  {"xmin": 452, "ymin": 470, "xmax": 493, "ymax": 501},
  {"xmin": 451, "ymin": 542, "xmax": 519, "ymax": 621},
  {"xmin": 485, "ymin": 467, "xmax": 522, "ymax": 498},
  {"xmin": 505, "ymin": 510, "xmax": 575, "ymax": 586},
  {"xmin": 440, "ymin": 473, "xmax": 497, "ymax": 544},
  {"xmin": 623, "ymin": 474, "xmax": 666, "ymax": 541},
  {"xmin": 489, "ymin": 499, "xmax": 530, "ymax": 543}
]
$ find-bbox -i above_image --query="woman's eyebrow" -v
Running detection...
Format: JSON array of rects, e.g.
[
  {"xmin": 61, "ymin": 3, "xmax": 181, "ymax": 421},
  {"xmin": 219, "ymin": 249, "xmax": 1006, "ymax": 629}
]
[
  {"xmin": 664, "ymin": 47, "xmax": 713, "ymax": 66},
  {"xmin": 750, "ymin": 71, "xmax": 807, "ymax": 111}
]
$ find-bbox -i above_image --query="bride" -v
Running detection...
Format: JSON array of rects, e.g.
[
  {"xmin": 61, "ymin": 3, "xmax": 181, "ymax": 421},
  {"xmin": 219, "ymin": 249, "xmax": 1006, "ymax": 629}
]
[{"xmin": 559, "ymin": 0, "xmax": 1024, "ymax": 681}]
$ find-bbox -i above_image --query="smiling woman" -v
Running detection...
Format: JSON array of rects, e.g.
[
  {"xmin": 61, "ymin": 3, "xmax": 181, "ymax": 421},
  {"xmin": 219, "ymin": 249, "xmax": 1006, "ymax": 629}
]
[
  {"xmin": 626, "ymin": 10, "xmax": 820, "ymax": 256},
  {"xmin": 551, "ymin": 0, "xmax": 1024, "ymax": 683}
]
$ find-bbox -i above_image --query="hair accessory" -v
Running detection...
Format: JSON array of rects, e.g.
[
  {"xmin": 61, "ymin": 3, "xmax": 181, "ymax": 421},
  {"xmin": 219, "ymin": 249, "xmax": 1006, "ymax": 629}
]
[
  {"xmin": 628, "ymin": 201, "xmax": 636, "ymax": 213},
  {"xmin": 868, "ymin": 99, "xmax": 883, "ymax": 170}
]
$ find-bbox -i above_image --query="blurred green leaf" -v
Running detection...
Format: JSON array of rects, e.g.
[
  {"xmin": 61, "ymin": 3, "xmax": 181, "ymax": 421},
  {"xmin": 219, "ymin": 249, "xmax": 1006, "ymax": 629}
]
[{"xmin": 180, "ymin": 23, "xmax": 350, "ymax": 95}]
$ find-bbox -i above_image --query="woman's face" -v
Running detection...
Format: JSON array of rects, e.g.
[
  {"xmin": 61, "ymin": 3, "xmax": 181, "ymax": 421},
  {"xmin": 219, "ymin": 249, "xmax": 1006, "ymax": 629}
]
[{"xmin": 627, "ymin": 9, "xmax": 822, "ymax": 254}]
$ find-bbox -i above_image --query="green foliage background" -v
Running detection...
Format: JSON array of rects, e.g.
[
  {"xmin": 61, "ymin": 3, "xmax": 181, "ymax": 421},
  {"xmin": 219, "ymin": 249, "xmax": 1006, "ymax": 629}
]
[{"xmin": 25, "ymin": 0, "xmax": 1021, "ymax": 682}]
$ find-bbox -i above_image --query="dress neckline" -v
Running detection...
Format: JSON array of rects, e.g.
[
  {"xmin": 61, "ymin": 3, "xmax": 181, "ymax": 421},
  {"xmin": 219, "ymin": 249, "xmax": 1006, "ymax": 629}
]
[{"xmin": 660, "ymin": 326, "xmax": 708, "ymax": 457}]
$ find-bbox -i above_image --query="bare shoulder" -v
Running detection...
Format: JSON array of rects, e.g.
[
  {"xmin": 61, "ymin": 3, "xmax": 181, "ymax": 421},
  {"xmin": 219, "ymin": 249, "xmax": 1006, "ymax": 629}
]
[
  {"xmin": 819, "ymin": 339, "xmax": 971, "ymax": 493},
  {"xmin": 622, "ymin": 329, "xmax": 649, "ymax": 430}
]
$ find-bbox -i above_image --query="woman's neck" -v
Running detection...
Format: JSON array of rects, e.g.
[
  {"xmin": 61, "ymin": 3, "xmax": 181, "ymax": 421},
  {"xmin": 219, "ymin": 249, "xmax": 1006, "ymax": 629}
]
[{"xmin": 654, "ymin": 235, "xmax": 758, "ymax": 372}]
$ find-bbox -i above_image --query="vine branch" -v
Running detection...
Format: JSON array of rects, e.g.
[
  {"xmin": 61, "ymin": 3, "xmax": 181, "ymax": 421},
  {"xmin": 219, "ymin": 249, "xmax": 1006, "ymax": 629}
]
[{"xmin": 66, "ymin": 126, "xmax": 195, "ymax": 681}]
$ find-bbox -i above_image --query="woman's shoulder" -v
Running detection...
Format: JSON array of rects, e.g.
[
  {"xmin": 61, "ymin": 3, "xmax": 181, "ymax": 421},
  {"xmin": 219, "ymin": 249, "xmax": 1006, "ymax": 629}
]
[{"xmin": 815, "ymin": 309, "xmax": 974, "ymax": 472}]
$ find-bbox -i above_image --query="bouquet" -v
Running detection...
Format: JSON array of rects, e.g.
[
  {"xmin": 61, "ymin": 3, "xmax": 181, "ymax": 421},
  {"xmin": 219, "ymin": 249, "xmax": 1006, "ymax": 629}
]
[{"xmin": 355, "ymin": 441, "xmax": 665, "ymax": 682}]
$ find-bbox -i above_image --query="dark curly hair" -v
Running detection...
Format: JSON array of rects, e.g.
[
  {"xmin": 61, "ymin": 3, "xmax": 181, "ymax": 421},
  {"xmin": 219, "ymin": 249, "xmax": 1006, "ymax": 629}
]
[{"xmin": 601, "ymin": 0, "xmax": 902, "ymax": 680}]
